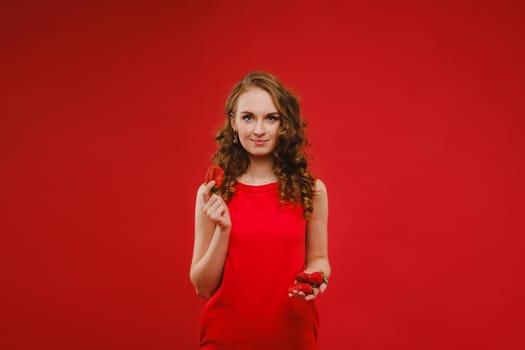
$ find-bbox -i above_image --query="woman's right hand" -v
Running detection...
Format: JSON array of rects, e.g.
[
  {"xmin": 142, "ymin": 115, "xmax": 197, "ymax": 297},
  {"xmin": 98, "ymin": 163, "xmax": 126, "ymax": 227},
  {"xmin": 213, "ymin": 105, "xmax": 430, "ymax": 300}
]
[{"xmin": 202, "ymin": 181, "xmax": 231, "ymax": 231}]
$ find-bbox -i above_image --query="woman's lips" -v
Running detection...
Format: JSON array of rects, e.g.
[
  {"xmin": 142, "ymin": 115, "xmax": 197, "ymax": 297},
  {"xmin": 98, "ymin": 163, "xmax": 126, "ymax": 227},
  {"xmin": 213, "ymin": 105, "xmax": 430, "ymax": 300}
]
[{"xmin": 251, "ymin": 139, "xmax": 268, "ymax": 146}]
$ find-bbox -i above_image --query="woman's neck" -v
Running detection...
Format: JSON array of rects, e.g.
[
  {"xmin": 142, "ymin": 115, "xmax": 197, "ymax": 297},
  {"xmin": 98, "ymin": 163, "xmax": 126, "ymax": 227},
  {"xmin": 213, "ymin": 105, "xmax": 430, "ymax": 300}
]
[{"xmin": 238, "ymin": 156, "xmax": 277, "ymax": 185}]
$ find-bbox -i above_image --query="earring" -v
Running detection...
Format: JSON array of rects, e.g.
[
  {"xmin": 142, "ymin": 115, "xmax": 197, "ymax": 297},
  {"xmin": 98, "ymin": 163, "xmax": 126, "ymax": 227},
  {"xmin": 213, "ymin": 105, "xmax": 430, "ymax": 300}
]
[{"xmin": 233, "ymin": 130, "xmax": 238, "ymax": 144}]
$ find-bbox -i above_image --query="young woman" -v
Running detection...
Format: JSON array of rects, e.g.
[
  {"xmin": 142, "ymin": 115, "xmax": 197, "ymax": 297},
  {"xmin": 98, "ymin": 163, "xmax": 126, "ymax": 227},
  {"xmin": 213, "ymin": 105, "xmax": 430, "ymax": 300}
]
[{"xmin": 190, "ymin": 71, "xmax": 330, "ymax": 349}]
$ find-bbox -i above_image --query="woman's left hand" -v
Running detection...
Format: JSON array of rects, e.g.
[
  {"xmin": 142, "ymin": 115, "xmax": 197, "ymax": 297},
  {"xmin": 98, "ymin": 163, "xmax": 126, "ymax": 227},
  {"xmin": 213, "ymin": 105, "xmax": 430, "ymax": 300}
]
[{"xmin": 288, "ymin": 282, "xmax": 327, "ymax": 301}]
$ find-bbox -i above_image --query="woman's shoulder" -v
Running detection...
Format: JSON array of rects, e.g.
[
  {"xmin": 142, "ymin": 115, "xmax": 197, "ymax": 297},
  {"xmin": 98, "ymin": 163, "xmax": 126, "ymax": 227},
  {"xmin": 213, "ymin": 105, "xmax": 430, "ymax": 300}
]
[{"xmin": 313, "ymin": 178, "xmax": 327, "ymax": 194}]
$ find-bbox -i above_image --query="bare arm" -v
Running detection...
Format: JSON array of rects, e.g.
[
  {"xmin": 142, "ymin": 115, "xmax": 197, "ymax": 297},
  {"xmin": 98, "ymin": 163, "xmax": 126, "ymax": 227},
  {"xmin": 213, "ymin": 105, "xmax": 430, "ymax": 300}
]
[
  {"xmin": 189, "ymin": 181, "xmax": 231, "ymax": 299},
  {"xmin": 289, "ymin": 179, "xmax": 331, "ymax": 301},
  {"xmin": 301, "ymin": 179, "xmax": 331, "ymax": 299},
  {"xmin": 305, "ymin": 179, "xmax": 331, "ymax": 278}
]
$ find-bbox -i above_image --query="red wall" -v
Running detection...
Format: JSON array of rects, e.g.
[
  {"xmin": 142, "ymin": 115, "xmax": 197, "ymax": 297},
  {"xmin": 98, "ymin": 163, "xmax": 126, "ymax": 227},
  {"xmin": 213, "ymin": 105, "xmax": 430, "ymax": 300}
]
[{"xmin": 2, "ymin": 1, "xmax": 523, "ymax": 349}]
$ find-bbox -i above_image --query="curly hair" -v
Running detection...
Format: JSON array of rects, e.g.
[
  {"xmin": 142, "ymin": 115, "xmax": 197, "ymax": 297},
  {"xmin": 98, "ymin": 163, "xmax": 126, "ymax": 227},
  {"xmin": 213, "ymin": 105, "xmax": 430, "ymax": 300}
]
[{"xmin": 212, "ymin": 71, "xmax": 316, "ymax": 220}]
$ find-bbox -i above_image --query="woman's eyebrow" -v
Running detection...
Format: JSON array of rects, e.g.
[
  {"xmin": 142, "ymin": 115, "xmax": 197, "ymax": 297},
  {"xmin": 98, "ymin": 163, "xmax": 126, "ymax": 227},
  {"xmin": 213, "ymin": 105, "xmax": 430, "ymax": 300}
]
[{"xmin": 239, "ymin": 111, "xmax": 280, "ymax": 115}]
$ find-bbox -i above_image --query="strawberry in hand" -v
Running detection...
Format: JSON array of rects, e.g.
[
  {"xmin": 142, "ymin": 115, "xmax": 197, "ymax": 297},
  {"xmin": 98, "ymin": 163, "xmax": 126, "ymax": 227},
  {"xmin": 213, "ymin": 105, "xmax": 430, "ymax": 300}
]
[
  {"xmin": 288, "ymin": 270, "xmax": 328, "ymax": 301},
  {"xmin": 202, "ymin": 165, "xmax": 230, "ymax": 230},
  {"xmin": 295, "ymin": 272, "xmax": 311, "ymax": 284},
  {"xmin": 295, "ymin": 271, "xmax": 328, "ymax": 288},
  {"xmin": 288, "ymin": 282, "xmax": 314, "ymax": 297},
  {"xmin": 205, "ymin": 165, "xmax": 225, "ymax": 193}
]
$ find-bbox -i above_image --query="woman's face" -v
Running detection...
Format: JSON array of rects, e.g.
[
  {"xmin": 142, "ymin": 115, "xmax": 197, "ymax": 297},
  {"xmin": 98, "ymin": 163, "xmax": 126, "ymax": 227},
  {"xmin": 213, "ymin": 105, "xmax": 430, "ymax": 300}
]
[{"xmin": 232, "ymin": 87, "xmax": 281, "ymax": 158}]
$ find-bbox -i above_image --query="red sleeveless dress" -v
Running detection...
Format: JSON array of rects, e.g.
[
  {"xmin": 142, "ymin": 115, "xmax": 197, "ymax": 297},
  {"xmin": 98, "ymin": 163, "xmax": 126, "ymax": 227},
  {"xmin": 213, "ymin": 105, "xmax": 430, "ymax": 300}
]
[{"xmin": 199, "ymin": 182, "xmax": 319, "ymax": 349}]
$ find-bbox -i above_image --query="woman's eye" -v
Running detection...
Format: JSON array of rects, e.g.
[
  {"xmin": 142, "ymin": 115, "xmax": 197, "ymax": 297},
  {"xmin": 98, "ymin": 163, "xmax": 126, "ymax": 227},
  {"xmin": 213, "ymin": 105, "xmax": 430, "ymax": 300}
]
[
  {"xmin": 267, "ymin": 115, "xmax": 280, "ymax": 121},
  {"xmin": 242, "ymin": 115, "xmax": 253, "ymax": 121}
]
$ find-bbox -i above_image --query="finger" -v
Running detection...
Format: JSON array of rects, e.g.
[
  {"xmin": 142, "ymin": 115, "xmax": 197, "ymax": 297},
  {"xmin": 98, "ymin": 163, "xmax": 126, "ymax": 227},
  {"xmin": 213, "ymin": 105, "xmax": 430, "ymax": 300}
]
[
  {"xmin": 210, "ymin": 200, "xmax": 228, "ymax": 220},
  {"xmin": 319, "ymin": 283, "xmax": 327, "ymax": 293},
  {"xmin": 210, "ymin": 199, "xmax": 223, "ymax": 212},
  {"xmin": 203, "ymin": 194, "xmax": 219, "ymax": 212},
  {"xmin": 212, "ymin": 195, "xmax": 228, "ymax": 213},
  {"xmin": 203, "ymin": 199, "xmax": 212, "ymax": 214},
  {"xmin": 202, "ymin": 181, "xmax": 215, "ymax": 203},
  {"xmin": 206, "ymin": 193, "xmax": 222, "ymax": 207},
  {"xmin": 207, "ymin": 203, "xmax": 223, "ymax": 219},
  {"xmin": 204, "ymin": 197, "xmax": 219, "ymax": 216}
]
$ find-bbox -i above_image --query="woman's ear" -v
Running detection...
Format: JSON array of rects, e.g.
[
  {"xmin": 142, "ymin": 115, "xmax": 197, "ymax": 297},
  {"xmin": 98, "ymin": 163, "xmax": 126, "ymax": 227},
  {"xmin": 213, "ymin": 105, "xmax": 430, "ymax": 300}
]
[{"xmin": 229, "ymin": 112, "xmax": 236, "ymax": 131}]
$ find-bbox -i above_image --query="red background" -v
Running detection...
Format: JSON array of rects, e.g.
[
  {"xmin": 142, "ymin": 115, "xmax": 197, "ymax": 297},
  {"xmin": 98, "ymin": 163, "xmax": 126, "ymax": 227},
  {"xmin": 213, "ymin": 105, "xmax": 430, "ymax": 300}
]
[{"xmin": 1, "ymin": 1, "xmax": 524, "ymax": 349}]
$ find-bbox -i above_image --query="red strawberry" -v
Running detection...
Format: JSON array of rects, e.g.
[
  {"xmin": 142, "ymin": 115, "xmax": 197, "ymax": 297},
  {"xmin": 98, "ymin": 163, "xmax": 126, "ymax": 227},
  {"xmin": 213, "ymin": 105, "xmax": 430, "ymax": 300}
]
[
  {"xmin": 295, "ymin": 272, "xmax": 310, "ymax": 284},
  {"xmin": 306, "ymin": 271, "xmax": 326, "ymax": 287},
  {"xmin": 290, "ymin": 282, "xmax": 314, "ymax": 295},
  {"xmin": 205, "ymin": 165, "xmax": 225, "ymax": 189},
  {"xmin": 294, "ymin": 271, "xmax": 327, "ymax": 287}
]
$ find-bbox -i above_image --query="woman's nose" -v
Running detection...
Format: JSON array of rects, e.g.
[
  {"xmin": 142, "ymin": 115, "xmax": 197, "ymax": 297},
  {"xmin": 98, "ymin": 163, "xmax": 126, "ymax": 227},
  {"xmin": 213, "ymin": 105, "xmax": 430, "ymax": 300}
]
[{"xmin": 254, "ymin": 120, "xmax": 265, "ymax": 135}]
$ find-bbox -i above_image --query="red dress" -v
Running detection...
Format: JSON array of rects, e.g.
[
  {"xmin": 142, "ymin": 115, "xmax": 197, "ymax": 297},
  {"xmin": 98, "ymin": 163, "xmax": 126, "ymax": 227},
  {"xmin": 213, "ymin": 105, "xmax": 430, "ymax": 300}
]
[{"xmin": 200, "ymin": 182, "xmax": 319, "ymax": 349}]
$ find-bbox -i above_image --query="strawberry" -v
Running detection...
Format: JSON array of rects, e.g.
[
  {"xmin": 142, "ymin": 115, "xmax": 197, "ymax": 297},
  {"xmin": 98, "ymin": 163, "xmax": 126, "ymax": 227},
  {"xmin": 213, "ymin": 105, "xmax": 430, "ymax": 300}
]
[
  {"xmin": 289, "ymin": 282, "xmax": 314, "ymax": 295},
  {"xmin": 295, "ymin": 272, "xmax": 310, "ymax": 284},
  {"xmin": 306, "ymin": 271, "xmax": 326, "ymax": 287},
  {"xmin": 205, "ymin": 165, "xmax": 225, "ymax": 190},
  {"xmin": 294, "ymin": 271, "xmax": 328, "ymax": 288}
]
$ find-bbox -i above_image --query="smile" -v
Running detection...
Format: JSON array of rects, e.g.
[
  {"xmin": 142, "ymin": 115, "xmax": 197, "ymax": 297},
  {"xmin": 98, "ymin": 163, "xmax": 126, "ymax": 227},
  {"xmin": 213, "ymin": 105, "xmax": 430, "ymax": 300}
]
[{"xmin": 251, "ymin": 139, "xmax": 268, "ymax": 146}]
